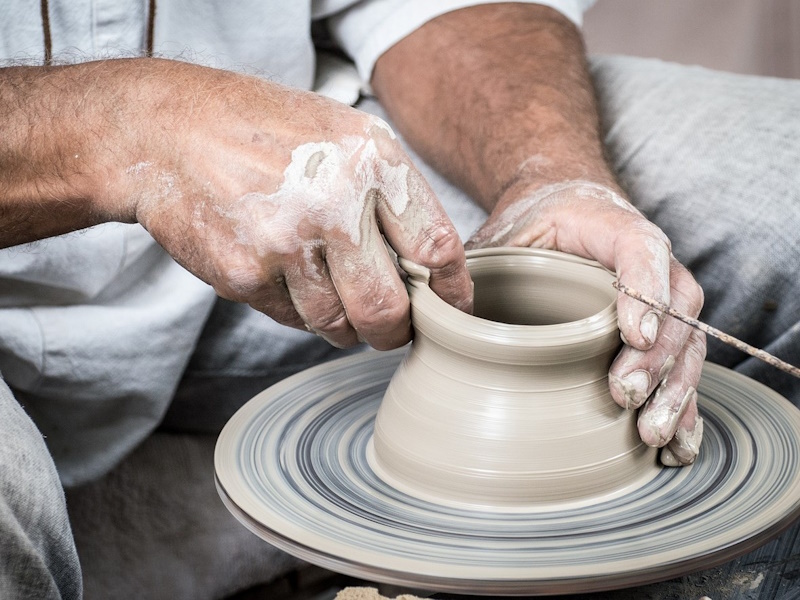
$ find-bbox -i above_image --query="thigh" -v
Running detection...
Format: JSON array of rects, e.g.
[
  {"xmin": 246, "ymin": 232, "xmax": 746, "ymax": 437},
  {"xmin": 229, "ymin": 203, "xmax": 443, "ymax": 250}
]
[
  {"xmin": 591, "ymin": 56, "xmax": 800, "ymax": 404},
  {"xmin": 164, "ymin": 299, "xmax": 362, "ymax": 433},
  {"xmin": 0, "ymin": 378, "xmax": 82, "ymax": 600}
]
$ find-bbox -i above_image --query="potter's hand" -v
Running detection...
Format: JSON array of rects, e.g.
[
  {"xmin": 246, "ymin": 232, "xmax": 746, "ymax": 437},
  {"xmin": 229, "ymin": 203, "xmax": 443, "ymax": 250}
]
[
  {"xmin": 466, "ymin": 180, "xmax": 706, "ymax": 466},
  {"xmin": 129, "ymin": 62, "xmax": 474, "ymax": 350},
  {"xmin": 0, "ymin": 59, "xmax": 472, "ymax": 350}
]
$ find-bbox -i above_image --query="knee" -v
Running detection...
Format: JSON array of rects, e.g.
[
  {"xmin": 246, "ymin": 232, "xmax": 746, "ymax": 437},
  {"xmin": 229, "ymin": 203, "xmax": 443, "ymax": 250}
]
[{"xmin": 0, "ymin": 381, "xmax": 82, "ymax": 599}]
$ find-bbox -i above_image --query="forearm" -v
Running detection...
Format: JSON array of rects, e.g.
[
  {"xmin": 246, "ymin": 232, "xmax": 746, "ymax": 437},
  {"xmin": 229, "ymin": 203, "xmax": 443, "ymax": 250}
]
[
  {"xmin": 372, "ymin": 3, "xmax": 617, "ymax": 211},
  {"xmin": 1, "ymin": 57, "xmax": 473, "ymax": 349},
  {"xmin": 0, "ymin": 59, "xmax": 219, "ymax": 248},
  {"xmin": 1, "ymin": 62, "xmax": 127, "ymax": 246}
]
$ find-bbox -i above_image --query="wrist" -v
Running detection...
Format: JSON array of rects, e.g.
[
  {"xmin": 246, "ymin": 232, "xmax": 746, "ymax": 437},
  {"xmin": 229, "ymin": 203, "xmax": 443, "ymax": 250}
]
[
  {"xmin": 492, "ymin": 167, "xmax": 627, "ymax": 217},
  {"xmin": 74, "ymin": 58, "xmax": 172, "ymax": 224},
  {"xmin": 465, "ymin": 178, "xmax": 642, "ymax": 253},
  {"xmin": 0, "ymin": 60, "xmax": 157, "ymax": 246},
  {"xmin": 1, "ymin": 70, "xmax": 99, "ymax": 245}
]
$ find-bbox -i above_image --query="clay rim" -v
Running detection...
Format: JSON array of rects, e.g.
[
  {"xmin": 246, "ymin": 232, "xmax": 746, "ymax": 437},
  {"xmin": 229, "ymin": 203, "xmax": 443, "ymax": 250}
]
[{"xmin": 400, "ymin": 247, "xmax": 619, "ymax": 350}]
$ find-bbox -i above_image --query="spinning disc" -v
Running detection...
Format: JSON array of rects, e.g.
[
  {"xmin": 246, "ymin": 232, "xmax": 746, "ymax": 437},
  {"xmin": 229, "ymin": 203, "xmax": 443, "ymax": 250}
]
[{"xmin": 214, "ymin": 349, "xmax": 800, "ymax": 595}]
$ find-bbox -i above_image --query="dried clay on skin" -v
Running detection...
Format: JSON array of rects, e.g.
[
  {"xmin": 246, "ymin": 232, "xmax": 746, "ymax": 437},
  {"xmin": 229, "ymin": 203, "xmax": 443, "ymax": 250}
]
[
  {"xmin": 228, "ymin": 137, "xmax": 409, "ymax": 248},
  {"xmin": 366, "ymin": 116, "xmax": 398, "ymax": 140},
  {"xmin": 639, "ymin": 385, "xmax": 696, "ymax": 447},
  {"xmin": 661, "ymin": 413, "xmax": 704, "ymax": 466},
  {"xmin": 468, "ymin": 180, "xmax": 639, "ymax": 248},
  {"xmin": 609, "ymin": 370, "xmax": 651, "ymax": 409},
  {"xmin": 126, "ymin": 161, "xmax": 183, "ymax": 217}
]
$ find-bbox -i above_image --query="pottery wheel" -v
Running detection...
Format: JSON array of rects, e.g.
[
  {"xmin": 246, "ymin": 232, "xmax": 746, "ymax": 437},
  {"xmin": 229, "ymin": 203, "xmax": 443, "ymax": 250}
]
[{"xmin": 214, "ymin": 348, "xmax": 800, "ymax": 595}]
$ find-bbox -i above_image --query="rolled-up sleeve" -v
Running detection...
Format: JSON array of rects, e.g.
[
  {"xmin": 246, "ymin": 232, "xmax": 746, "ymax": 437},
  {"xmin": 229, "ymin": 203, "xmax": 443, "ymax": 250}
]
[{"xmin": 327, "ymin": 0, "xmax": 596, "ymax": 82}]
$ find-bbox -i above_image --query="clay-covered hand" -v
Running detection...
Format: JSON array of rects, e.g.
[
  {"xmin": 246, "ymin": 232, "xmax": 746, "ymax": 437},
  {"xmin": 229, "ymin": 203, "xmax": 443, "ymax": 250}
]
[
  {"xmin": 108, "ymin": 60, "xmax": 472, "ymax": 350},
  {"xmin": 466, "ymin": 180, "xmax": 706, "ymax": 466}
]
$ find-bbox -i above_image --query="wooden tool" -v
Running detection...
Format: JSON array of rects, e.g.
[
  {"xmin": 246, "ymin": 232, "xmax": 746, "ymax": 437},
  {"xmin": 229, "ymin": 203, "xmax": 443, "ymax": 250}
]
[{"xmin": 613, "ymin": 281, "xmax": 800, "ymax": 380}]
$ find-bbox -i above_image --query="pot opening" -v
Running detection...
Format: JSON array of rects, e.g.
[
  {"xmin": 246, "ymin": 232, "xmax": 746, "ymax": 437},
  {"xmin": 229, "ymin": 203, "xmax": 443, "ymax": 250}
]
[{"xmin": 471, "ymin": 267, "xmax": 613, "ymax": 326}]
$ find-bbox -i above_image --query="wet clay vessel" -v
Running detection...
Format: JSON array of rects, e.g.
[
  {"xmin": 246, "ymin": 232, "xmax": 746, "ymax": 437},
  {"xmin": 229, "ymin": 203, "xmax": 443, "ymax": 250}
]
[{"xmin": 372, "ymin": 248, "xmax": 657, "ymax": 507}]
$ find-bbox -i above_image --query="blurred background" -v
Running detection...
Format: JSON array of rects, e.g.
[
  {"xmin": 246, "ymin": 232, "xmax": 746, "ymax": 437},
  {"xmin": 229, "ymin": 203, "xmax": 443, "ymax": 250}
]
[{"xmin": 583, "ymin": 0, "xmax": 800, "ymax": 79}]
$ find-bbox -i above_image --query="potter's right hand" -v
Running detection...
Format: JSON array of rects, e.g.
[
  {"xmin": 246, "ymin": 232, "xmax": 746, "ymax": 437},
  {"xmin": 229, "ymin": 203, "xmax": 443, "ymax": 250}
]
[
  {"xmin": 466, "ymin": 181, "xmax": 706, "ymax": 466},
  {"xmin": 0, "ymin": 59, "xmax": 473, "ymax": 350}
]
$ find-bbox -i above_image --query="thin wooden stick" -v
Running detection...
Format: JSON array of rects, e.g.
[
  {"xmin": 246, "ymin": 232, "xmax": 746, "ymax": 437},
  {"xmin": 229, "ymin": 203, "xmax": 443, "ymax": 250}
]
[{"xmin": 613, "ymin": 281, "xmax": 800, "ymax": 380}]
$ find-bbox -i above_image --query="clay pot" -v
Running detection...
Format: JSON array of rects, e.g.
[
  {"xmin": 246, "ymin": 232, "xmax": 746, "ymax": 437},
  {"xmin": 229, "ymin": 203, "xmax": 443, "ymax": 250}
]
[{"xmin": 371, "ymin": 247, "xmax": 657, "ymax": 509}]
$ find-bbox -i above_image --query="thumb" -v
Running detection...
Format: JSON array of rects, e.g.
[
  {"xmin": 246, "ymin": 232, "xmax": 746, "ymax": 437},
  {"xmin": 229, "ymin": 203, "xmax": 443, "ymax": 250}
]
[{"xmin": 377, "ymin": 167, "xmax": 473, "ymax": 313}]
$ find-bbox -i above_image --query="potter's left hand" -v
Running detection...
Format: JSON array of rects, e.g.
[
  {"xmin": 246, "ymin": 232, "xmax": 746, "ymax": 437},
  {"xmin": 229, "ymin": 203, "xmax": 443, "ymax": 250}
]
[{"xmin": 466, "ymin": 180, "xmax": 706, "ymax": 466}]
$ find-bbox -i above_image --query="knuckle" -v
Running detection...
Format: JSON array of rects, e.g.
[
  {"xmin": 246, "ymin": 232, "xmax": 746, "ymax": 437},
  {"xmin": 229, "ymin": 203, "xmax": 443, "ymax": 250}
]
[
  {"xmin": 418, "ymin": 223, "xmax": 464, "ymax": 270},
  {"xmin": 357, "ymin": 114, "xmax": 401, "ymax": 157},
  {"xmin": 625, "ymin": 219, "xmax": 672, "ymax": 252},
  {"xmin": 672, "ymin": 269, "xmax": 705, "ymax": 317},
  {"xmin": 687, "ymin": 288, "xmax": 705, "ymax": 318},
  {"xmin": 684, "ymin": 329, "xmax": 707, "ymax": 365},
  {"xmin": 309, "ymin": 306, "xmax": 351, "ymax": 335},
  {"xmin": 352, "ymin": 295, "xmax": 408, "ymax": 333},
  {"xmin": 364, "ymin": 114, "xmax": 397, "ymax": 140},
  {"xmin": 216, "ymin": 256, "xmax": 270, "ymax": 302}
]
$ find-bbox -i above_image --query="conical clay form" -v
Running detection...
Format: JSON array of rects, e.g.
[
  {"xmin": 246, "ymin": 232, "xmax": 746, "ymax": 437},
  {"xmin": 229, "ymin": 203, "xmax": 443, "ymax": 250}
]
[{"xmin": 370, "ymin": 247, "xmax": 659, "ymax": 509}]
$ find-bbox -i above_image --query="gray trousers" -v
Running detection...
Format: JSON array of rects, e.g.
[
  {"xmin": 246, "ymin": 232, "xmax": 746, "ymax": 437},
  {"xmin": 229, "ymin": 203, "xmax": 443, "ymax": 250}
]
[{"xmin": 2, "ymin": 55, "xmax": 799, "ymax": 599}]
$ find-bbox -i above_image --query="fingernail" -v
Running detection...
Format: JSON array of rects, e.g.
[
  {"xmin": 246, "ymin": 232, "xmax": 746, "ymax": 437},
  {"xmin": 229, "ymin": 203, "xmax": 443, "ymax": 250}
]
[
  {"xmin": 639, "ymin": 386, "xmax": 696, "ymax": 447},
  {"xmin": 668, "ymin": 414, "xmax": 704, "ymax": 465},
  {"xmin": 658, "ymin": 355, "xmax": 676, "ymax": 381},
  {"xmin": 610, "ymin": 370, "xmax": 651, "ymax": 409},
  {"xmin": 640, "ymin": 311, "xmax": 660, "ymax": 345},
  {"xmin": 659, "ymin": 446, "xmax": 681, "ymax": 467}
]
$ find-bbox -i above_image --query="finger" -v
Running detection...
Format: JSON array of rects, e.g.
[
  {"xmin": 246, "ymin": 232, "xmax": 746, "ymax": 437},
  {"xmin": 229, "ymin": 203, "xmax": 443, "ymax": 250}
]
[
  {"xmin": 465, "ymin": 205, "xmax": 520, "ymax": 250},
  {"xmin": 377, "ymin": 167, "xmax": 473, "ymax": 315},
  {"xmin": 637, "ymin": 327, "xmax": 707, "ymax": 447},
  {"xmin": 244, "ymin": 273, "xmax": 306, "ymax": 331},
  {"xmin": 609, "ymin": 259, "xmax": 704, "ymax": 409},
  {"xmin": 211, "ymin": 252, "xmax": 310, "ymax": 330},
  {"xmin": 612, "ymin": 222, "xmax": 673, "ymax": 351},
  {"xmin": 660, "ymin": 404, "xmax": 704, "ymax": 467},
  {"xmin": 325, "ymin": 220, "xmax": 412, "ymax": 351},
  {"xmin": 282, "ymin": 244, "xmax": 359, "ymax": 348}
]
